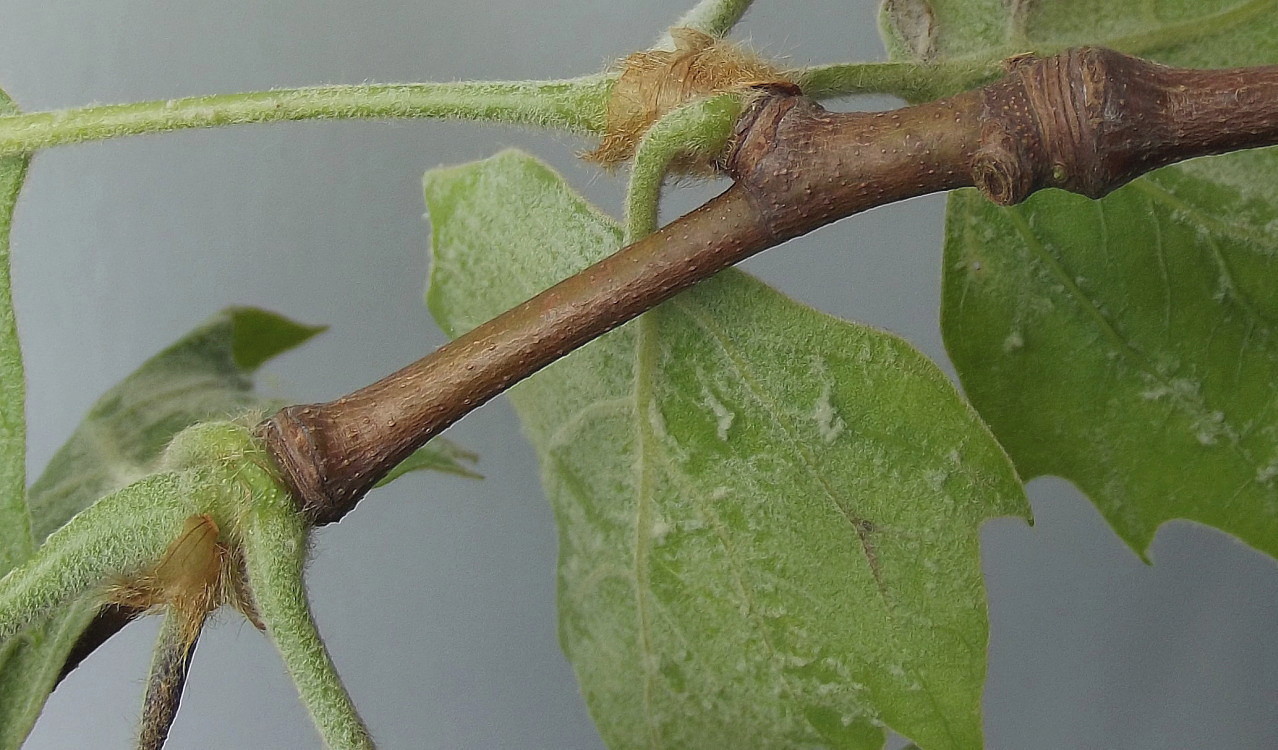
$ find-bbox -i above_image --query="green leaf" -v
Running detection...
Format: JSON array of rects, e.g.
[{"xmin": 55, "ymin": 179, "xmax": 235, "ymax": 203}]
[
  {"xmin": 375, "ymin": 440, "xmax": 481, "ymax": 487},
  {"xmin": 0, "ymin": 307, "xmax": 321, "ymax": 747},
  {"xmin": 944, "ymin": 157, "xmax": 1278, "ymax": 558},
  {"xmin": 0, "ymin": 600, "xmax": 97, "ymax": 749},
  {"xmin": 0, "ymin": 87, "xmax": 31, "ymax": 578},
  {"xmin": 925, "ymin": 3, "xmax": 1278, "ymax": 559},
  {"xmin": 1006, "ymin": 0, "xmax": 1277, "ymax": 67},
  {"xmin": 882, "ymin": 0, "xmax": 1278, "ymax": 65},
  {"xmin": 226, "ymin": 306, "xmax": 327, "ymax": 372},
  {"xmin": 425, "ymin": 150, "xmax": 1027, "ymax": 750},
  {"xmin": 878, "ymin": 0, "xmax": 1278, "ymax": 98},
  {"xmin": 878, "ymin": 0, "xmax": 1008, "ymax": 64},
  {"xmin": 26, "ymin": 306, "xmax": 322, "ymax": 542}
]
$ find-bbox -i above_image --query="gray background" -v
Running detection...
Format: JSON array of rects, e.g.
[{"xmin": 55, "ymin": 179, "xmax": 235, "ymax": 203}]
[{"xmin": 2, "ymin": 1, "xmax": 1276, "ymax": 748}]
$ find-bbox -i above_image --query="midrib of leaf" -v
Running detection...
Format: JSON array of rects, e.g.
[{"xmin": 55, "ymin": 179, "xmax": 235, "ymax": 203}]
[
  {"xmin": 1144, "ymin": 198, "xmax": 1174, "ymax": 337},
  {"xmin": 1129, "ymin": 178, "xmax": 1278, "ymax": 437},
  {"xmin": 640, "ymin": 357, "xmax": 819, "ymax": 743},
  {"xmin": 566, "ymin": 320, "xmax": 857, "ymax": 748},
  {"xmin": 1203, "ymin": 232, "xmax": 1266, "ymax": 329},
  {"xmin": 1002, "ymin": 207, "xmax": 1137, "ymax": 356},
  {"xmin": 661, "ymin": 458, "xmax": 817, "ymax": 731},
  {"xmin": 630, "ymin": 316, "xmax": 662, "ymax": 750},
  {"xmin": 545, "ymin": 398, "xmax": 631, "ymax": 453},
  {"xmin": 672, "ymin": 298, "xmax": 962, "ymax": 747}
]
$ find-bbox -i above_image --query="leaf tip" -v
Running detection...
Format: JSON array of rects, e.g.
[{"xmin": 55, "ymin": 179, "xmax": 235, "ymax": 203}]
[{"xmin": 227, "ymin": 307, "xmax": 326, "ymax": 372}]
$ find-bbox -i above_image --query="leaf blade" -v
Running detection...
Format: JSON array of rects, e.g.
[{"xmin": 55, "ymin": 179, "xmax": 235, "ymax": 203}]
[
  {"xmin": 425, "ymin": 150, "xmax": 1027, "ymax": 749},
  {"xmin": 26, "ymin": 306, "xmax": 321, "ymax": 541},
  {"xmin": 374, "ymin": 439, "xmax": 481, "ymax": 487},
  {"xmin": 930, "ymin": 1, "xmax": 1278, "ymax": 559},
  {"xmin": 944, "ymin": 158, "xmax": 1278, "ymax": 557},
  {"xmin": 0, "ymin": 306, "xmax": 322, "ymax": 746},
  {"xmin": 0, "ymin": 599, "xmax": 97, "ymax": 750}
]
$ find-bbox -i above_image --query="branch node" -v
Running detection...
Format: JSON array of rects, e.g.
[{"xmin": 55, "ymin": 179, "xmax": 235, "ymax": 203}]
[
  {"xmin": 251, "ymin": 47, "xmax": 1278, "ymax": 529},
  {"xmin": 972, "ymin": 120, "xmax": 1034, "ymax": 205},
  {"xmin": 256, "ymin": 409, "xmax": 333, "ymax": 525},
  {"xmin": 588, "ymin": 28, "xmax": 795, "ymax": 171}
]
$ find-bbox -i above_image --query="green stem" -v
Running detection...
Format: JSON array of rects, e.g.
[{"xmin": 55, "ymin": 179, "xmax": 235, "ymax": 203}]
[
  {"xmin": 624, "ymin": 93, "xmax": 742, "ymax": 243},
  {"xmin": 0, "ymin": 149, "xmax": 31, "ymax": 577},
  {"xmin": 660, "ymin": 0, "xmax": 756, "ymax": 46},
  {"xmin": 797, "ymin": 60, "xmax": 1002, "ymax": 102},
  {"xmin": 241, "ymin": 478, "xmax": 372, "ymax": 750},
  {"xmin": 0, "ymin": 76, "xmax": 614, "ymax": 158},
  {"xmin": 0, "ymin": 474, "xmax": 191, "ymax": 641}
]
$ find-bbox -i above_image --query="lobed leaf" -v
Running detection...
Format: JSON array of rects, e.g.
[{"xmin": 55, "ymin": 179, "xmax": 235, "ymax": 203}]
[
  {"xmin": 908, "ymin": 0, "xmax": 1278, "ymax": 559},
  {"xmin": 425, "ymin": 150, "xmax": 1027, "ymax": 750},
  {"xmin": 944, "ymin": 157, "xmax": 1278, "ymax": 558}
]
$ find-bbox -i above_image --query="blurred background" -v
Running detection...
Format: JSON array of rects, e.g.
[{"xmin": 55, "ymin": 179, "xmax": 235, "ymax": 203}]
[{"xmin": 2, "ymin": 1, "xmax": 1276, "ymax": 747}]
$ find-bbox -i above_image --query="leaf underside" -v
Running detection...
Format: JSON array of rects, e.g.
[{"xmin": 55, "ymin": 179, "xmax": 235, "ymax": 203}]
[
  {"xmin": 425, "ymin": 150, "xmax": 1026, "ymax": 750},
  {"xmin": 892, "ymin": 0, "xmax": 1278, "ymax": 559},
  {"xmin": 26, "ymin": 308, "xmax": 325, "ymax": 543},
  {"xmin": 0, "ymin": 307, "xmax": 324, "ymax": 747},
  {"xmin": 0, "ymin": 301, "xmax": 475, "ymax": 746}
]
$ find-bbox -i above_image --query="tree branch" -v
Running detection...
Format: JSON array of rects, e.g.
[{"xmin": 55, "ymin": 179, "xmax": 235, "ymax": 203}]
[{"xmin": 257, "ymin": 46, "xmax": 1278, "ymax": 525}]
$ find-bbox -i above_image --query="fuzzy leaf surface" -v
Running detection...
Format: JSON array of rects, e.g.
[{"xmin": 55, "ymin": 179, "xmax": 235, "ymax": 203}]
[
  {"xmin": 26, "ymin": 307, "xmax": 324, "ymax": 541},
  {"xmin": 904, "ymin": 2, "xmax": 1278, "ymax": 557},
  {"xmin": 880, "ymin": 0, "xmax": 1277, "ymax": 70},
  {"xmin": 425, "ymin": 150, "xmax": 1027, "ymax": 750},
  {"xmin": 0, "ymin": 303, "xmax": 476, "ymax": 745}
]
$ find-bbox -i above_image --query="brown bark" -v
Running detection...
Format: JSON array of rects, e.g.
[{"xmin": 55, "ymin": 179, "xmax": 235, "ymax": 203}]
[
  {"xmin": 258, "ymin": 46, "xmax": 1278, "ymax": 526},
  {"xmin": 57, "ymin": 603, "xmax": 143, "ymax": 682},
  {"xmin": 136, "ymin": 611, "xmax": 205, "ymax": 750}
]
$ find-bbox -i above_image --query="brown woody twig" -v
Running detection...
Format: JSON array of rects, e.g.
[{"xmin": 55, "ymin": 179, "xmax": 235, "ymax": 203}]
[
  {"xmin": 256, "ymin": 46, "xmax": 1278, "ymax": 526},
  {"xmin": 56, "ymin": 43, "xmax": 1278, "ymax": 702}
]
